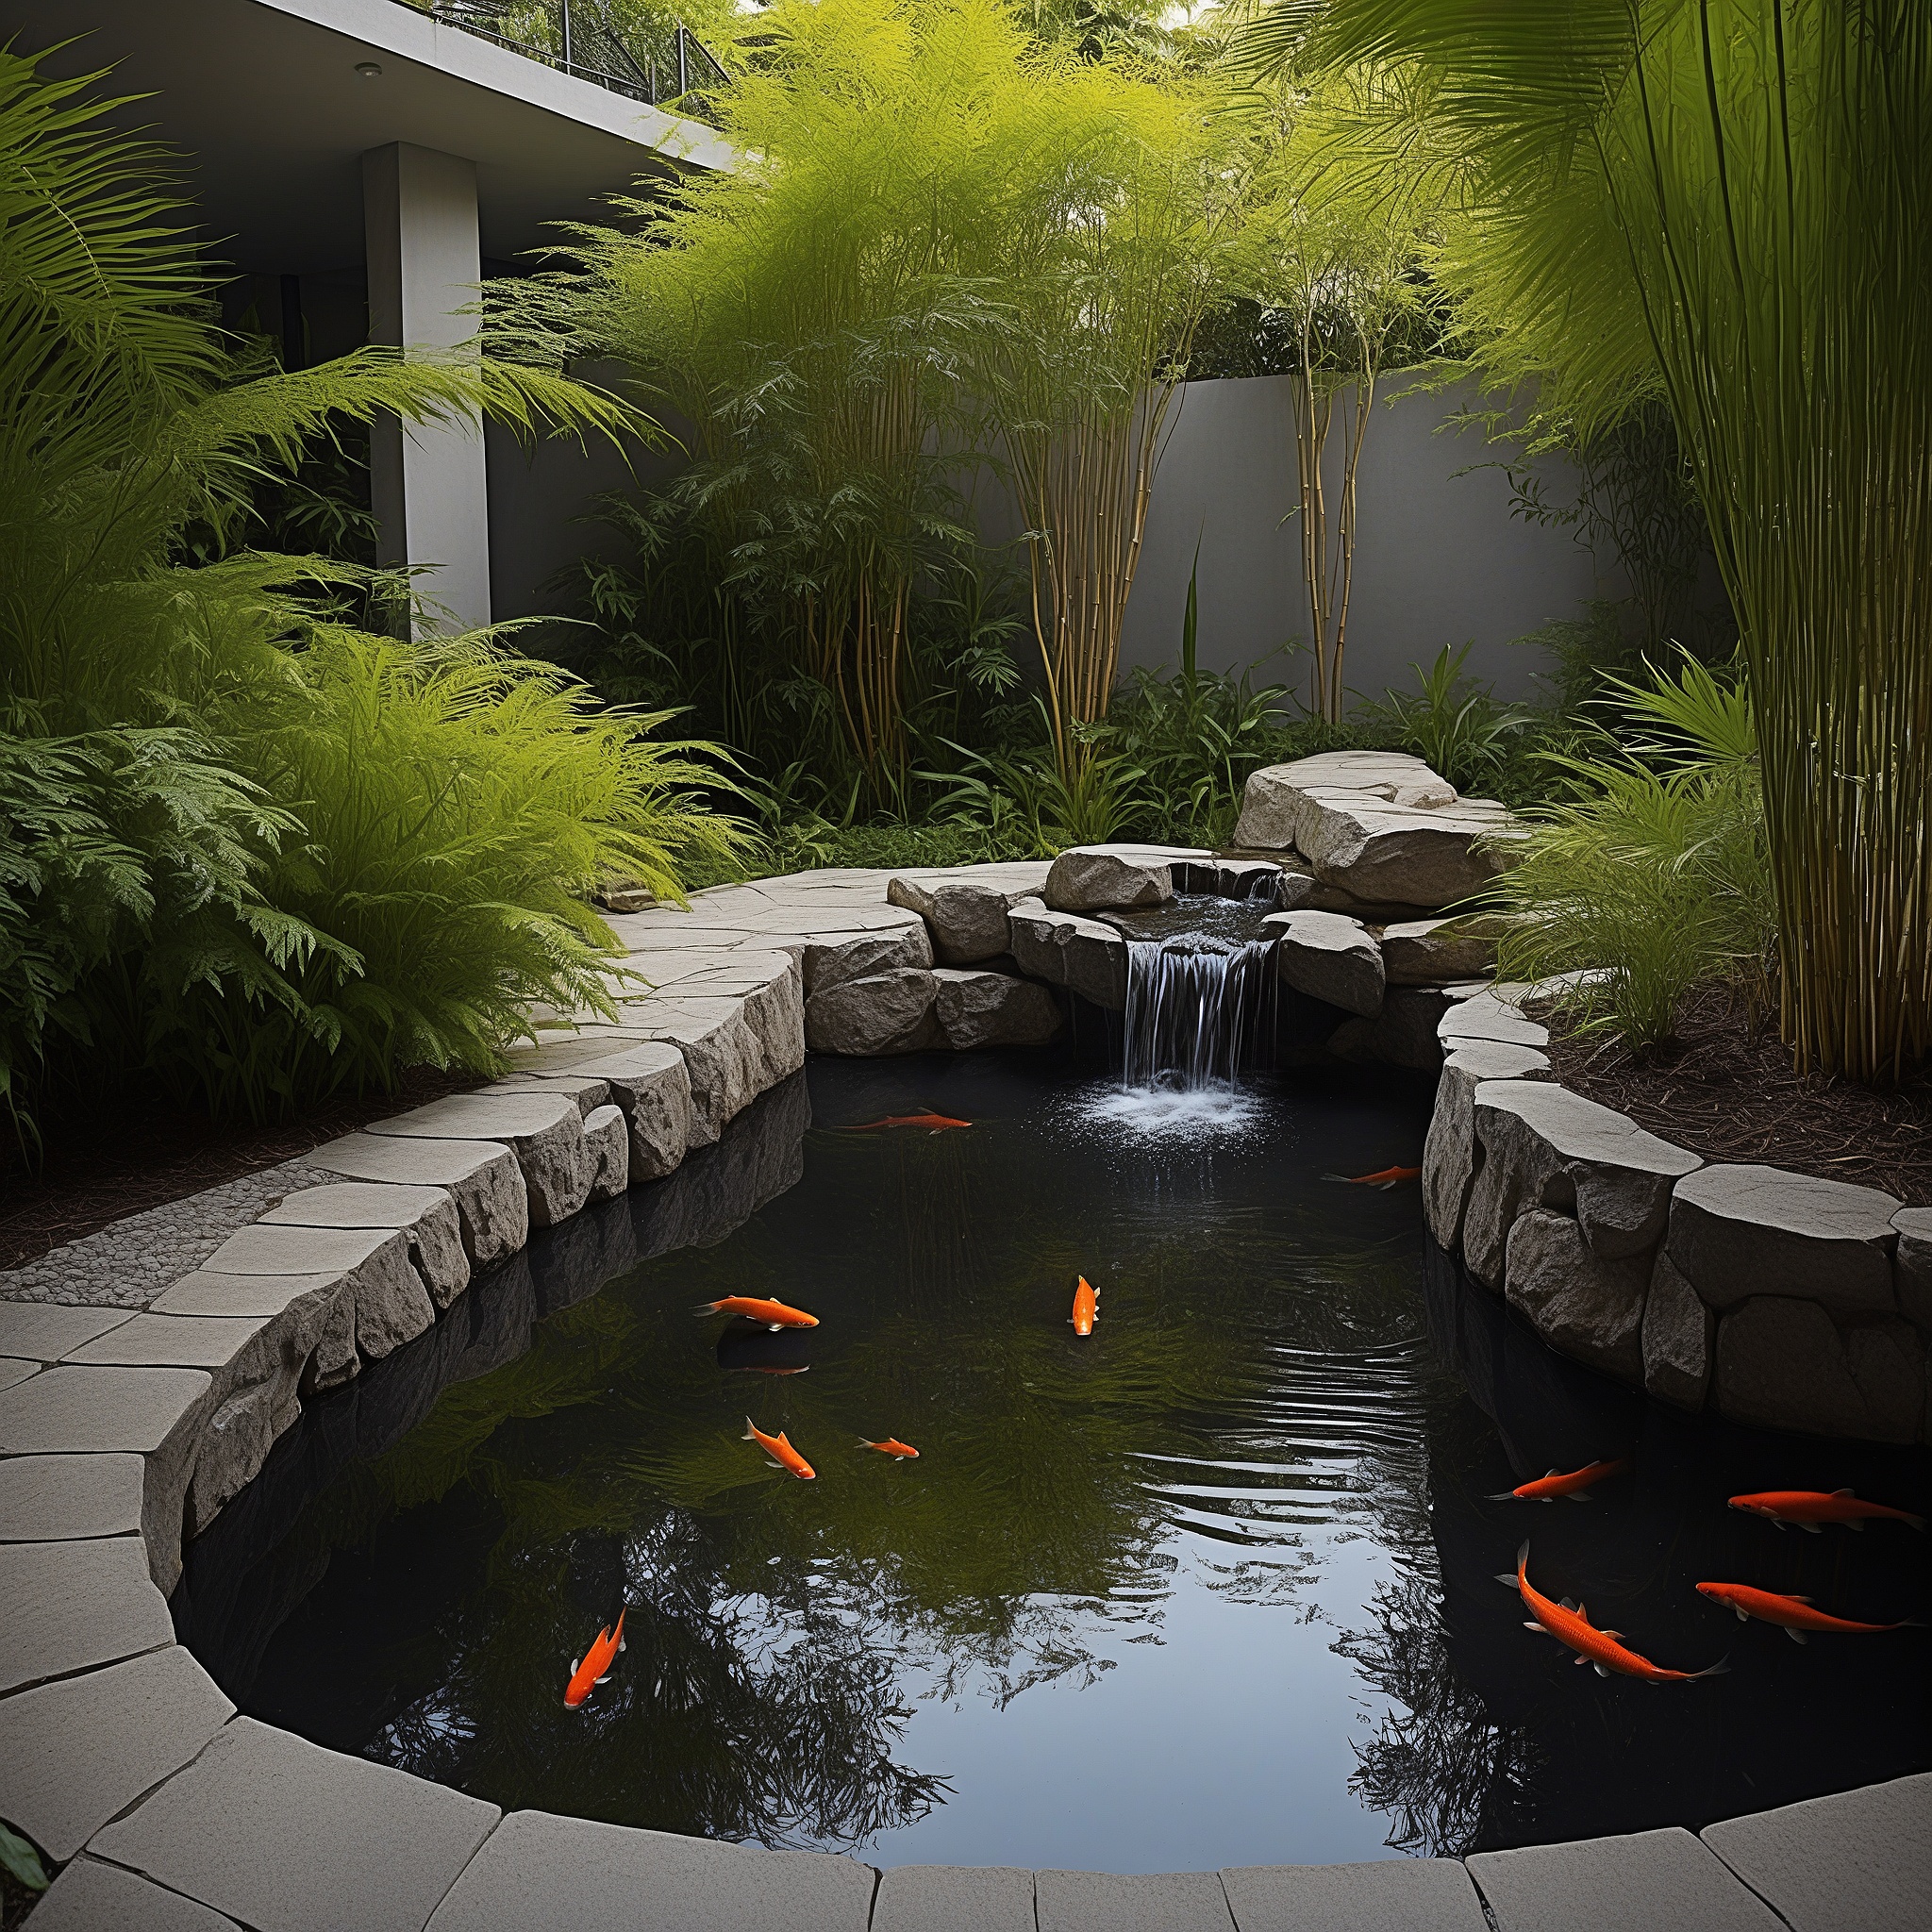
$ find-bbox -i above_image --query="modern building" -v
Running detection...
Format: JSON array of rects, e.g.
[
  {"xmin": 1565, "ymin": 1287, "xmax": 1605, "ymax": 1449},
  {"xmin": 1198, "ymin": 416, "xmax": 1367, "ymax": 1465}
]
[{"xmin": 8, "ymin": 0, "xmax": 726, "ymax": 631}]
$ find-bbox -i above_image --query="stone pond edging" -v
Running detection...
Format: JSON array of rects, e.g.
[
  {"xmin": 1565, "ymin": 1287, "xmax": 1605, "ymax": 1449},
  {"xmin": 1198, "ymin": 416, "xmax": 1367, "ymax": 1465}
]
[
  {"xmin": 2, "ymin": 858, "xmax": 1928, "ymax": 1927},
  {"xmin": 1422, "ymin": 992, "xmax": 1932, "ymax": 1447}
]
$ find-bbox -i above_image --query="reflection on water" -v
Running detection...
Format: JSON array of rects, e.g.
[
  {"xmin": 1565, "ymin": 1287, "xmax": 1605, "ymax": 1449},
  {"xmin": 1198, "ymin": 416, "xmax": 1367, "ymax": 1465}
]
[{"xmin": 174, "ymin": 1049, "xmax": 1931, "ymax": 1872}]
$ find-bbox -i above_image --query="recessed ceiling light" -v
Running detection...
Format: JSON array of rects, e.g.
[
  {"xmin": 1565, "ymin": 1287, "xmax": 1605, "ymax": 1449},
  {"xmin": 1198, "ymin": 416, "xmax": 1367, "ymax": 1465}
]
[{"xmin": 355, "ymin": 61, "xmax": 382, "ymax": 78}]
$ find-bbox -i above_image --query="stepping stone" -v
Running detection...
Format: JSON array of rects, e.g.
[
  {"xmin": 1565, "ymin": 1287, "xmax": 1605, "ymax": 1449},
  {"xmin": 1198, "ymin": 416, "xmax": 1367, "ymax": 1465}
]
[
  {"xmin": 0, "ymin": 1304, "xmax": 133, "ymax": 1362},
  {"xmin": 92, "ymin": 1716, "xmax": 500, "ymax": 1932},
  {"xmin": 1468, "ymin": 1826, "xmax": 1787, "ymax": 1932},
  {"xmin": 423, "ymin": 1807, "xmax": 874, "ymax": 1931},
  {"xmin": 0, "ymin": 1453, "xmax": 143, "ymax": 1542},
  {"xmin": 871, "ymin": 1864, "xmax": 1036, "ymax": 1932},
  {"xmin": 0, "ymin": 1365, "xmax": 211, "ymax": 1590},
  {"xmin": 23, "ymin": 1855, "xmax": 242, "ymax": 1931},
  {"xmin": 0, "ymin": 1357, "xmax": 36, "ymax": 1391},
  {"xmin": 1669, "ymin": 1164, "xmax": 1902, "ymax": 1317},
  {"xmin": 305, "ymin": 1133, "xmax": 527, "ymax": 1267},
  {"xmin": 0, "ymin": 1645, "xmax": 232, "ymax": 1860},
  {"xmin": 260, "ymin": 1182, "xmax": 470, "ymax": 1309},
  {"xmin": 1222, "ymin": 1857, "xmax": 1489, "ymax": 1930},
  {"xmin": 1035, "ymin": 1868, "xmax": 1237, "ymax": 1932},
  {"xmin": 519, "ymin": 1041, "xmax": 691, "ymax": 1183},
  {"xmin": 1438, "ymin": 991, "xmax": 1549, "ymax": 1048},
  {"xmin": 367, "ymin": 1091, "xmax": 593, "ymax": 1228},
  {"xmin": 149, "ymin": 1271, "xmax": 343, "ymax": 1319},
  {"xmin": 0, "ymin": 1536, "xmax": 175, "ymax": 1692},
  {"xmin": 1701, "ymin": 1770, "xmax": 1932, "ymax": 1932}
]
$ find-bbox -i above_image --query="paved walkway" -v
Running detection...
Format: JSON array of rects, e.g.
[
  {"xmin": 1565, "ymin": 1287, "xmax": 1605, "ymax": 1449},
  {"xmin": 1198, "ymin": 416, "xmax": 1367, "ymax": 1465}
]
[{"xmin": 2, "ymin": 864, "xmax": 1926, "ymax": 1929}]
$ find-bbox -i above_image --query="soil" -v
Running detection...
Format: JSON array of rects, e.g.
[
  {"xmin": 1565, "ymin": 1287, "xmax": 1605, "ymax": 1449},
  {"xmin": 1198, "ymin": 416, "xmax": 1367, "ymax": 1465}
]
[
  {"xmin": 1547, "ymin": 981, "xmax": 1932, "ymax": 1205},
  {"xmin": 0, "ymin": 1065, "xmax": 484, "ymax": 1274}
]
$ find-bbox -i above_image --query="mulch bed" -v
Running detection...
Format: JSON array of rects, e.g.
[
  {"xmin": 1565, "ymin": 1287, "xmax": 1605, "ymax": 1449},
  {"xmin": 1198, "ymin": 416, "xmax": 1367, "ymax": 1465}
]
[
  {"xmin": 1546, "ymin": 981, "xmax": 1932, "ymax": 1206},
  {"xmin": 0, "ymin": 1066, "xmax": 484, "ymax": 1274}
]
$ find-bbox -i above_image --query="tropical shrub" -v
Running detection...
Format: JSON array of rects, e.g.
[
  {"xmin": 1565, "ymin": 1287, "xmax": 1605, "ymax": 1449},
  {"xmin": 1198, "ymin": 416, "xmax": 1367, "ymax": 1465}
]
[
  {"xmin": 1360, "ymin": 643, "xmax": 1532, "ymax": 795},
  {"xmin": 0, "ymin": 46, "xmax": 733, "ymax": 1140},
  {"xmin": 1486, "ymin": 656, "xmax": 1772, "ymax": 1049}
]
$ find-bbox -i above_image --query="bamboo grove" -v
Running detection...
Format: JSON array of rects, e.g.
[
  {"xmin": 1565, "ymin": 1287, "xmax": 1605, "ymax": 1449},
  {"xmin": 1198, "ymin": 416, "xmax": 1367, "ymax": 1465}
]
[{"xmin": 1281, "ymin": 0, "xmax": 1932, "ymax": 1080}]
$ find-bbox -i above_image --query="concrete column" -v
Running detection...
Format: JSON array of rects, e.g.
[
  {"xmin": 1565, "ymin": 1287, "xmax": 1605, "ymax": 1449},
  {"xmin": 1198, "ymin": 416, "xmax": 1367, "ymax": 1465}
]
[{"xmin": 362, "ymin": 142, "xmax": 491, "ymax": 634}]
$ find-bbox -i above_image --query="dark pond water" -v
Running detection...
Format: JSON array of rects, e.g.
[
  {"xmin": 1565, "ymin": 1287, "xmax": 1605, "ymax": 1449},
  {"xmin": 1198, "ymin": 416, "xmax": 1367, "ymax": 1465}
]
[{"xmin": 174, "ymin": 1048, "xmax": 1932, "ymax": 1873}]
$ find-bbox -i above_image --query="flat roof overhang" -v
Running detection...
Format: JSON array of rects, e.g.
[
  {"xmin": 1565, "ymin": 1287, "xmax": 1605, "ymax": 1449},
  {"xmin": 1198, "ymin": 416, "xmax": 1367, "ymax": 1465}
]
[{"xmin": 4, "ymin": 0, "xmax": 732, "ymax": 273}]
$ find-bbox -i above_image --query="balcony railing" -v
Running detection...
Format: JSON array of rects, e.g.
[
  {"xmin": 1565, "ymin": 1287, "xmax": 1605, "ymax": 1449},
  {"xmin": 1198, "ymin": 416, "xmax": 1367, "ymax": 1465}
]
[{"xmin": 397, "ymin": 2, "xmax": 732, "ymax": 111}]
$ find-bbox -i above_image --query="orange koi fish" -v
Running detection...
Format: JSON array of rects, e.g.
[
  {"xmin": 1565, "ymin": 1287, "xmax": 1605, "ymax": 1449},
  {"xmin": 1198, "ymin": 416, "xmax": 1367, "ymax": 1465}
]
[
  {"xmin": 696, "ymin": 1296, "xmax": 820, "ymax": 1331},
  {"xmin": 846, "ymin": 1113, "xmax": 973, "ymax": 1134},
  {"xmin": 1497, "ymin": 1542, "xmax": 1727, "ymax": 1683},
  {"xmin": 743, "ymin": 1416, "xmax": 815, "ymax": 1480},
  {"xmin": 1324, "ymin": 1165, "xmax": 1422, "ymax": 1190},
  {"xmin": 1728, "ymin": 1490, "xmax": 1926, "ymax": 1533},
  {"xmin": 563, "ymin": 1608, "xmax": 625, "ymax": 1709},
  {"xmin": 1695, "ymin": 1581, "xmax": 1925, "ymax": 1644},
  {"xmin": 1490, "ymin": 1458, "xmax": 1629, "ymax": 1504},
  {"xmin": 860, "ymin": 1437, "xmax": 920, "ymax": 1459},
  {"xmin": 1071, "ymin": 1274, "xmax": 1098, "ymax": 1338}
]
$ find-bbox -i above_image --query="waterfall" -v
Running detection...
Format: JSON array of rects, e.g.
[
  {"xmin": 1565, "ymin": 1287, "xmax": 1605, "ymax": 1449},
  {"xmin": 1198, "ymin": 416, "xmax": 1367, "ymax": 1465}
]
[{"xmin": 1121, "ymin": 933, "xmax": 1275, "ymax": 1091}]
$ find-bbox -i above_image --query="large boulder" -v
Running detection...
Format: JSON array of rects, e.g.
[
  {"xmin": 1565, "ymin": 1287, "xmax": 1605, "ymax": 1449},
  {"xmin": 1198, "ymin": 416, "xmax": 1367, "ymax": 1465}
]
[
  {"xmin": 932, "ymin": 968, "xmax": 1061, "ymax": 1049},
  {"xmin": 887, "ymin": 877, "xmax": 1018, "ymax": 964},
  {"xmin": 1504, "ymin": 1209, "xmax": 1648, "ymax": 1385},
  {"xmin": 1641, "ymin": 1251, "xmax": 1715, "ymax": 1411},
  {"xmin": 1715, "ymin": 1298, "xmax": 1922, "ymax": 1442},
  {"xmin": 1461, "ymin": 1080, "xmax": 1701, "ymax": 1288},
  {"xmin": 1267, "ymin": 910, "xmax": 1385, "ymax": 1016},
  {"xmin": 1006, "ymin": 898, "xmax": 1128, "ymax": 1009},
  {"xmin": 804, "ymin": 969, "xmax": 940, "ymax": 1055},
  {"xmin": 801, "ymin": 923, "xmax": 931, "ymax": 994},
  {"xmin": 582, "ymin": 1103, "xmax": 630, "ymax": 1201},
  {"xmin": 1327, "ymin": 988, "xmax": 1457, "ymax": 1071},
  {"xmin": 1042, "ymin": 847, "xmax": 1173, "ymax": 914},
  {"xmin": 1422, "ymin": 1041, "xmax": 1553, "ymax": 1251},
  {"xmin": 1381, "ymin": 917, "xmax": 1498, "ymax": 985},
  {"xmin": 1668, "ymin": 1165, "xmax": 1900, "ymax": 1316},
  {"xmin": 1232, "ymin": 751, "xmax": 1522, "ymax": 908}
]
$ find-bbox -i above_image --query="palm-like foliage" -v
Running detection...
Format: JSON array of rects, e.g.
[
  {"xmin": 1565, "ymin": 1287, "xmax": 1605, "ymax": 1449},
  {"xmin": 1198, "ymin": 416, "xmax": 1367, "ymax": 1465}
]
[
  {"xmin": 0, "ymin": 46, "xmax": 734, "ymax": 1134},
  {"xmin": 1246, "ymin": 1, "xmax": 1932, "ymax": 1081}
]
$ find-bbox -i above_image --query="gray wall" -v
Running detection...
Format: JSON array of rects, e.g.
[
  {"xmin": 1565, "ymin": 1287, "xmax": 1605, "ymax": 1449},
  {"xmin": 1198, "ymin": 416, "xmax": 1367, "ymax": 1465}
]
[{"xmin": 1115, "ymin": 375, "xmax": 1612, "ymax": 706}]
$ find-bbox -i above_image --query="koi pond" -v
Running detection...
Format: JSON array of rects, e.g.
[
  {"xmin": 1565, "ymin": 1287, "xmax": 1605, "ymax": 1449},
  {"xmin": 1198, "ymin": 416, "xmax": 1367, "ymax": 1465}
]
[{"xmin": 174, "ymin": 1047, "xmax": 1932, "ymax": 1872}]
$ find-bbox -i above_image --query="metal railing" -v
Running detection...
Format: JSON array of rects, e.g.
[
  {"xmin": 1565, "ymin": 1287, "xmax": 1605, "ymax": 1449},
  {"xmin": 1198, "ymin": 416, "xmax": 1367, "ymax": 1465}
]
[{"xmin": 397, "ymin": 2, "xmax": 732, "ymax": 111}]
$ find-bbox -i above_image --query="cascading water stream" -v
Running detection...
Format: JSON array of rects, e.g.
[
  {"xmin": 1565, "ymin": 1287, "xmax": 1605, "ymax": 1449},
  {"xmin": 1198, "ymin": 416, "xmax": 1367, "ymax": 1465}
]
[{"xmin": 1091, "ymin": 884, "xmax": 1282, "ymax": 1135}]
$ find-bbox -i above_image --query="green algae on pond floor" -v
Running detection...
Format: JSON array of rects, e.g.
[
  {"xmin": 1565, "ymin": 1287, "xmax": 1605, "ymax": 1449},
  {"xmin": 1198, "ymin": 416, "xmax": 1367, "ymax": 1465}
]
[{"xmin": 173, "ymin": 1050, "xmax": 1932, "ymax": 1873}]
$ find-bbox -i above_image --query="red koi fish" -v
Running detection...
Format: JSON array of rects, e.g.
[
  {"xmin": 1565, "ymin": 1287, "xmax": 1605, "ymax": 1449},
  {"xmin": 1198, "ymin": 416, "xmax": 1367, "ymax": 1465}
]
[
  {"xmin": 564, "ymin": 1608, "xmax": 625, "ymax": 1709},
  {"xmin": 1324, "ymin": 1165, "xmax": 1422, "ymax": 1190},
  {"xmin": 696, "ymin": 1296, "xmax": 820, "ymax": 1331},
  {"xmin": 1490, "ymin": 1458, "xmax": 1629, "ymax": 1504},
  {"xmin": 1071, "ymin": 1274, "xmax": 1098, "ymax": 1338},
  {"xmin": 860, "ymin": 1437, "xmax": 920, "ymax": 1459},
  {"xmin": 1695, "ymin": 1581, "xmax": 1925, "ymax": 1643},
  {"xmin": 743, "ymin": 1416, "xmax": 815, "ymax": 1480},
  {"xmin": 1497, "ymin": 1542, "xmax": 1727, "ymax": 1683},
  {"xmin": 845, "ymin": 1113, "xmax": 973, "ymax": 1134},
  {"xmin": 1728, "ymin": 1490, "xmax": 1926, "ymax": 1533}
]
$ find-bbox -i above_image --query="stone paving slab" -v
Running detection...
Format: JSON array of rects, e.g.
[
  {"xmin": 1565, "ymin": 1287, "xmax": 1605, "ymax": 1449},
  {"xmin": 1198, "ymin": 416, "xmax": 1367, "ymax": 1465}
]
[
  {"xmin": 92, "ymin": 1715, "xmax": 502, "ymax": 1932},
  {"xmin": 23, "ymin": 1855, "xmax": 242, "ymax": 1931},
  {"xmin": 1035, "ymin": 1867, "xmax": 1237, "ymax": 1932},
  {"xmin": 0, "ymin": 1534, "xmax": 175, "ymax": 1692},
  {"xmin": 149, "ymin": 1270, "xmax": 344, "ymax": 1318},
  {"xmin": 869, "ymin": 1863, "xmax": 1036, "ymax": 1932},
  {"xmin": 0, "ymin": 1303, "xmax": 133, "ymax": 1358},
  {"xmin": 0, "ymin": 1451, "xmax": 144, "ymax": 1541},
  {"xmin": 425, "ymin": 1808, "xmax": 875, "ymax": 1932},
  {"xmin": 304, "ymin": 1133, "xmax": 528, "ymax": 1267},
  {"xmin": 63, "ymin": 1312, "xmax": 270, "ymax": 1374},
  {"xmin": 1701, "ymin": 1771, "xmax": 1932, "ymax": 1932},
  {"xmin": 1221, "ymin": 1858, "xmax": 1489, "ymax": 1930},
  {"xmin": 1467, "ymin": 1826, "xmax": 1788, "ymax": 1932},
  {"xmin": 197, "ymin": 1220, "xmax": 403, "ymax": 1276},
  {"xmin": 0, "ymin": 1643, "xmax": 233, "ymax": 1859},
  {"xmin": 0, "ymin": 1356, "xmax": 36, "ymax": 1391}
]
